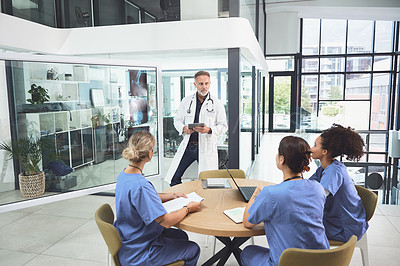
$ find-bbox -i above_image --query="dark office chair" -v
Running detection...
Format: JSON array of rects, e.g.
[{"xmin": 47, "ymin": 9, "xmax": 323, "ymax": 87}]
[{"xmin": 163, "ymin": 117, "xmax": 181, "ymax": 157}]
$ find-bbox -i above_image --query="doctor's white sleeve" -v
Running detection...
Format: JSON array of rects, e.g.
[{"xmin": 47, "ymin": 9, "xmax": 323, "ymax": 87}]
[
  {"xmin": 173, "ymin": 98, "xmax": 187, "ymax": 135},
  {"xmin": 211, "ymin": 100, "xmax": 228, "ymax": 137}
]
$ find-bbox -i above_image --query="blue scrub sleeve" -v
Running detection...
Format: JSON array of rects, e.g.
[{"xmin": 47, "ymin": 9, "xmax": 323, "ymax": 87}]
[
  {"xmin": 247, "ymin": 188, "xmax": 274, "ymax": 224},
  {"xmin": 309, "ymin": 166, "xmax": 323, "ymax": 182},
  {"xmin": 320, "ymin": 164, "xmax": 343, "ymax": 196},
  {"xmin": 131, "ymin": 184, "xmax": 167, "ymax": 225}
]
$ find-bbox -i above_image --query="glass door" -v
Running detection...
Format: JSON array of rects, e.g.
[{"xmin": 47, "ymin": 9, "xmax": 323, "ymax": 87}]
[
  {"xmin": 268, "ymin": 72, "xmax": 296, "ymax": 132},
  {"xmin": 183, "ymin": 76, "xmax": 195, "ymax": 98}
]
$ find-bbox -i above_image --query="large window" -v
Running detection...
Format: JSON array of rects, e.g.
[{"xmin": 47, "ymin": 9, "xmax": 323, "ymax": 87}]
[
  {"xmin": 300, "ymin": 18, "xmax": 399, "ymax": 204},
  {"xmin": 301, "ymin": 18, "xmax": 397, "ymax": 132}
]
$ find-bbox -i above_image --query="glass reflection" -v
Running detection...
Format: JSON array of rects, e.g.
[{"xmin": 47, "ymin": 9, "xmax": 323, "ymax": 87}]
[{"xmin": 2, "ymin": 60, "xmax": 159, "ymax": 205}]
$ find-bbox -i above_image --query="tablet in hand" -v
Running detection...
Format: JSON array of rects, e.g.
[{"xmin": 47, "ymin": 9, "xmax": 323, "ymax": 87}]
[{"xmin": 188, "ymin": 123, "xmax": 204, "ymax": 129}]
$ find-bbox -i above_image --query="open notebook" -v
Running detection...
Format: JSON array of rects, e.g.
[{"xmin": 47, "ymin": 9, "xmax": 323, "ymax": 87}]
[{"xmin": 162, "ymin": 192, "xmax": 204, "ymax": 213}]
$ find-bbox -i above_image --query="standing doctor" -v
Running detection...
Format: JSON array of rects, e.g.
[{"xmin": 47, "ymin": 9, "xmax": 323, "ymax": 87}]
[{"xmin": 165, "ymin": 71, "xmax": 227, "ymax": 186}]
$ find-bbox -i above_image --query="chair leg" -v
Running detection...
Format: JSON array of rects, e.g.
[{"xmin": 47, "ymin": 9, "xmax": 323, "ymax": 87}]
[
  {"xmin": 357, "ymin": 233, "xmax": 369, "ymax": 266},
  {"xmin": 107, "ymin": 252, "xmax": 112, "ymax": 266},
  {"xmin": 212, "ymin": 236, "xmax": 217, "ymax": 255},
  {"xmin": 204, "ymin": 235, "xmax": 209, "ymax": 248}
]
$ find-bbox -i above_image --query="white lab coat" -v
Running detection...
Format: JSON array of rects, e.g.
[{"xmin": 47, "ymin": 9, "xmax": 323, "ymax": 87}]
[{"xmin": 164, "ymin": 92, "xmax": 227, "ymax": 184}]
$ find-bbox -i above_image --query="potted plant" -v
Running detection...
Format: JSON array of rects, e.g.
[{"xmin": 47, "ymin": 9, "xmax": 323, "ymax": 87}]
[
  {"xmin": 28, "ymin": 84, "xmax": 50, "ymax": 105},
  {"xmin": 0, "ymin": 136, "xmax": 55, "ymax": 198},
  {"xmin": 91, "ymin": 109, "xmax": 112, "ymax": 129}
]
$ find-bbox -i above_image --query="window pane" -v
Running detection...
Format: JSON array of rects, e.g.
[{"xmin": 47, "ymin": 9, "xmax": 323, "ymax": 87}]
[
  {"xmin": 97, "ymin": 0, "xmax": 122, "ymax": 26},
  {"xmin": 60, "ymin": 0, "xmax": 92, "ymax": 28},
  {"xmin": 266, "ymin": 56, "xmax": 295, "ymax": 71},
  {"xmin": 302, "ymin": 19, "xmax": 320, "ymax": 55},
  {"xmin": 302, "ymin": 58, "xmax": 319, "ymax": 73},
  {"xmin": 347, "ymin": 166, "xmax": 366, "ymax": 185},
  {"xmin": 373, "ymin": 56, "xmax": 392, "ymax": 71},
  {"xmin": 318, "ymin": 101, "xmax": 370, "ymax": 130},
  {"xmin": 242, "ymin": 73, "xmax": 252, "ymax": 129},
  {"xmin": 369, "ymin": 134, "xmax": 387, "ymax": 153},
  {"xmin": 321, "ymin": 19, "xmax": 346, "ymax": 55},
  {"xmin": 321, "ymin": 57, "xmax": 345, "ymax": 72},
  {"xmin": 345, "ymin": 73, "xmax": 370, "ymax": 100},
  {"xmin": 370, "ymin": 73, "xmax": 390, "ymax": 130},
  {"xmin": 273, "ymin": 76, "xmax": 291, "ymax": 130},
  {"xmin": 375, "ymin": 21, "xmax": 394, "ymax": 52},
  {"xmin": 319, "ymin": 74, "xmax": 344, "ymax": 100},
  {"xmin": 368, "ymin": 154, "xmax": 387, "ymax": 163},
  {"xmin": 301, "ymin": 75, "xmax": 318, "ymax": 129},
  {"xmin": 347, "ymin": 20, "xmax": 373, "ymax": 54},
  {"xmin": 11, "ymin": 0, "xmax": 56, "ymax": 27},
  {"xmin": 346, "ymin": 57, "xmax": 372, "ymax": 72},
  {"xmin": 144, "ymin": 12, "xmax": 156, "ymax": 23},
  {"xmin": 125, "ymin": 1, "xmax": 140, "ymax": 24}
]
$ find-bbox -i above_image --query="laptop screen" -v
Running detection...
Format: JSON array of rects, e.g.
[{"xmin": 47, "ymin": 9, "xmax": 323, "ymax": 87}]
[{"xmin": 224, "ymin": 166, "xmax": 240, "ymax": 189}]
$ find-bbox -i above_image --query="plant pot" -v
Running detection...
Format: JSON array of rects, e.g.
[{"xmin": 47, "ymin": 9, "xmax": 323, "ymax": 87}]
[{"xmin": 18, "ymin": 172, "xmax": 45, "ymax": 198}]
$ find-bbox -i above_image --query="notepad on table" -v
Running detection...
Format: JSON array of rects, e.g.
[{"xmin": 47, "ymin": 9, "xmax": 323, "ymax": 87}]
[
  {"xmin": 162, "ymin": 192, "xmax": 204, "ymax": 213},
  {"xmin": 223, "ymin": 207, "xmax": 245, "ymax": 224}
]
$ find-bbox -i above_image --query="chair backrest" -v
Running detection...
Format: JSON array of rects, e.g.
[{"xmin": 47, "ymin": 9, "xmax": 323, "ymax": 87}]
[
  {"xmin": 198, "ymin": 169, "xmax": 246, "ymax": 180},
  {"xmin": 279, "ymin": 235, "xmax": 357, "ymax": 266},
  {"xmin": 95, "ymin": 204, "xmax": 185, "ymax": 266},
  {"xmin": 355, "ymin": 185, "xmax": 378, "ymax": 221},
  {"xmin": 95, "ymin": 204, "xmax": 122, "ymax": 266}
]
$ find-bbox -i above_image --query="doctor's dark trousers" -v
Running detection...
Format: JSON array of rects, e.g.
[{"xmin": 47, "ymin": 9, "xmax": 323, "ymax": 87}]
[{"xmin": 170, "ymin": 143, "xmax": 198, "ymax": 186}]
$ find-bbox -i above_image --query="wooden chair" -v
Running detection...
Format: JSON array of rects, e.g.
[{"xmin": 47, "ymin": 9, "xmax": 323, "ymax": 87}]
[
  {"xmin": 279, "ymin": 235, "xmax": 357, "ymax": 266},
  {"xmin": 329, "ymin": 185, "xmax": 378, "ymax": 266},
  {"xmin": 199, "ymin": 169, "xmax": 253, "ymax": 254},
  {"xmin": 94, "ymin": 204, "xmax": 184, "ymax": 266}
]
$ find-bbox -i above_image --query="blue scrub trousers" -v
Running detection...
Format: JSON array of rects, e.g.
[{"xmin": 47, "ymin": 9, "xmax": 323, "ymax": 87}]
[
  {"xmin": 170, "ymin": 143, "xmax": 198, "ymax": 186},
  {"xmin": 241, "ymin": 245, "xmax": 270, "ymax": 266},
  {"xmin": 149, "ymin": 228, "xmax": 200, "ymax": 266}
]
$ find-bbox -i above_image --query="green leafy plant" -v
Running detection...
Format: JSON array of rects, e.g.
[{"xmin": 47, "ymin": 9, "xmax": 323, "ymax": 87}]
[
  {"xmin": 0, "ymin": 136, "xmax": 55, "ymax": 176},
  {"xmin": 91, "ymin": 109, "xmax": 112, "ymax": 129},
  {"xmin": 27, "ymin": 84, "xmax": 50, "ymax": 105}
]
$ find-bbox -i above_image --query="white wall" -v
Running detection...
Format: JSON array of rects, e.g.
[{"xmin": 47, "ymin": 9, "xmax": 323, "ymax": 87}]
[
  {"xmin": 181, "ymin": 0, "xmax": 218, "ymax": 20},
  {"xmin": 266, "ymin": 11, "xmax": 299, "ymax": 54}
]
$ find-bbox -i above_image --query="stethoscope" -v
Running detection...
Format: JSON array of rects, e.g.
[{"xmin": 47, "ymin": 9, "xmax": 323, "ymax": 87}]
[{"xmin": 186, "ymin": 94, "xmax": 214, "ymax": 114}]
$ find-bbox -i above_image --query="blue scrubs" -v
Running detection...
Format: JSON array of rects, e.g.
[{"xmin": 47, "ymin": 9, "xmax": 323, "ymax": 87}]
[
  {"xmin": 114, "ymin": 171, "xmax": 200, "ymax": 266},
  {"xmin": 310, "ymin": 160, "xmax": 368, "ymax": 242},
  {"xmin": 241, "ymin": 179, "xmax": 329, "ymax": 266}
]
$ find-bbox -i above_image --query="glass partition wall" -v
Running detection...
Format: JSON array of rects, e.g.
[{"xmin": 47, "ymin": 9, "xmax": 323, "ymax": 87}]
[
  {"xmin": 161, "ymin": 69, "xmax": 229, "ymax": 176},
  {"xmin": 240, "ymin": 56, "xmax": 254, "ymax": 172},
  {"xmin": 0, "ymin": 54, "xmax": 161, "ymax": 209}
]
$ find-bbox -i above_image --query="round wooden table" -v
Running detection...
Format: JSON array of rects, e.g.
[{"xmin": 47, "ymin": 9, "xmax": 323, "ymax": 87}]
[{"xmin": 163, "ymin": 179, "xmax": 274, "ymax": 266}]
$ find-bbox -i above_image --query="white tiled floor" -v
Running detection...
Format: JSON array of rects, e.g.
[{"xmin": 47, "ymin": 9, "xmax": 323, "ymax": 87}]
[{"xmin": 0, "ymin": 134, "xmax": 400, "ymax": 265}]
